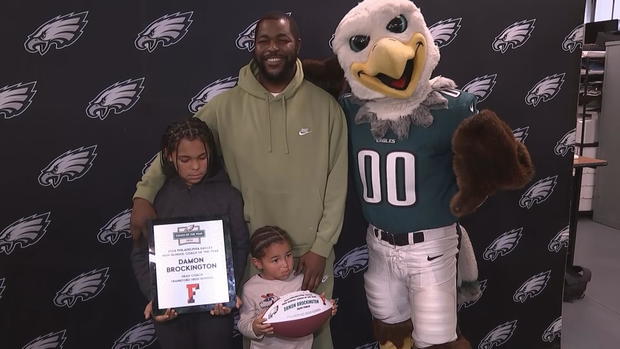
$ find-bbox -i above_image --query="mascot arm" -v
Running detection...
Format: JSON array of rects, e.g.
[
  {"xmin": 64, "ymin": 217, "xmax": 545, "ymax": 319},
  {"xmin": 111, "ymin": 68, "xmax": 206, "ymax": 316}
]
[{"xmin": 450, "ymin": 109, "xmax": 535, "ymax": 217}]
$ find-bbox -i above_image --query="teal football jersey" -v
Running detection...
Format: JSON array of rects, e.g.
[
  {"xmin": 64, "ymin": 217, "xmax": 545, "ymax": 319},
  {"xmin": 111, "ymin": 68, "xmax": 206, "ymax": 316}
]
[{"xmin": 342, "ymin": 91, "xmax": 477, "ymax": 234}]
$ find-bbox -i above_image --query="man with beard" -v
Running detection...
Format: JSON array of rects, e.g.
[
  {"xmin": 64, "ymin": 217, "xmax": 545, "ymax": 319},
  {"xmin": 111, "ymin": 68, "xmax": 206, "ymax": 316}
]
[{"xmin": 131, "ymin": 12, "xmax": 347, "ymax": 349}]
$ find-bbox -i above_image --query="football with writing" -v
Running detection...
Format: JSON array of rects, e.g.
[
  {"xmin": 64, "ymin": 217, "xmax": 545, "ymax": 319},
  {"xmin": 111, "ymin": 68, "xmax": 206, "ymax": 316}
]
[{"xmin": 264, "ymin": 290, "xmax": 332, "ymax": 337}]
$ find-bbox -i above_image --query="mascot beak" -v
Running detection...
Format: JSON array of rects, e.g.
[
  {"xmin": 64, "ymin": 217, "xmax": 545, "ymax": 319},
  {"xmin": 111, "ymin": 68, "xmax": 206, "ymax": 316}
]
[{"xmin": 350, "ymin": 33, "xmax": 427, "ymax": 99}]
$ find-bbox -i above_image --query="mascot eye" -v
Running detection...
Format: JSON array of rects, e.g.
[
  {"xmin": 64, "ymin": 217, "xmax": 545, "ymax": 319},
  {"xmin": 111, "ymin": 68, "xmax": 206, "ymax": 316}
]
[
  {"xmin": 349, "ymin": 35, "xmax": 370, "ymax": 52},
  {"xmin": 386, "ymin": 15, "xmax": 408, "ymax": 33}
]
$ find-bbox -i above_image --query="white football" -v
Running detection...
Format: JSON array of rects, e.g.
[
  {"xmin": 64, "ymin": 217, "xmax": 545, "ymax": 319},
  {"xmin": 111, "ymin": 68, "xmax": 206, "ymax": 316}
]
[{"xmin": 264, "ymin": 290, "xmax": 332, "ymax": 338}]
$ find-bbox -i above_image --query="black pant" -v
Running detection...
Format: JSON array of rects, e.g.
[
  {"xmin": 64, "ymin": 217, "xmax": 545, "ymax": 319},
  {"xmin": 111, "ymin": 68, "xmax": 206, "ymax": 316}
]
[{"xmin": 154, "ymin": 312, "xmax": 234, "ymax": 349}]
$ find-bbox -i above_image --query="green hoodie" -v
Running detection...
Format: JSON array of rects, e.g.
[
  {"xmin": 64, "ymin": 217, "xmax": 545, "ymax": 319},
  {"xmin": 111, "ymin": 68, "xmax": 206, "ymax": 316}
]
[{"xmin": 135, "ymin": 59, "xmax": 348, "ymax": 258}]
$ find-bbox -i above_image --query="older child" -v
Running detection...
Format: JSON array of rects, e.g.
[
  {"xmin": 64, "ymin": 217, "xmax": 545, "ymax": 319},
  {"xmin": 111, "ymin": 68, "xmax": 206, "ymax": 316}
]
[{"xmin": 131, "ymin": 118, "xmax": 249, "ymax": 349}]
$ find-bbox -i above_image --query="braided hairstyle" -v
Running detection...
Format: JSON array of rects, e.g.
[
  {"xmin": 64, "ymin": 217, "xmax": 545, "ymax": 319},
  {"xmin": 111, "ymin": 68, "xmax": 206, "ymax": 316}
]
[
  {"xmin": 160, "ymin": 117, "xmax": 218, "ymax": 179},
  {"xmin": 250, "ymin": 226, "xmax": 294, "ymax": 258}
]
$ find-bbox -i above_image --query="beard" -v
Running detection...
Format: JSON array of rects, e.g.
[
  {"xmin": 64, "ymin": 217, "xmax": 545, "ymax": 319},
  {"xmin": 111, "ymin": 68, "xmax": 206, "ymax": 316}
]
[{"xmin": 254, "ymin": 53, "xmax": 297, "ymax": 82}]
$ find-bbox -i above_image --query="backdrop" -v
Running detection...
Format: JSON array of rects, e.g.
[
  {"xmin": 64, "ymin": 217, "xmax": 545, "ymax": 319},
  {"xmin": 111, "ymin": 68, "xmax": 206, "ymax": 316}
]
[{"xmin": 0, "ymin": 1, "xmax": 584, "ymax": 348}]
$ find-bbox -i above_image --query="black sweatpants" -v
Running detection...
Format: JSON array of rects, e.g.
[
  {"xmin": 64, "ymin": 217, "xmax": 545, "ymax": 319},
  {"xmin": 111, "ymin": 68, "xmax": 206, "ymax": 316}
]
[{"xmin": 154, "ymin": 312, "xmax": 234, "ymax": 349}]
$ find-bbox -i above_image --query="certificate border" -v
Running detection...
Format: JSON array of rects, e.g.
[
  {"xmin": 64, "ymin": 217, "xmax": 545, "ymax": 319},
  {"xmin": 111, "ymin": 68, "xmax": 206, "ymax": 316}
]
[{"xmin": 148, "ymin": 215, "xmax": 237, "ymax": 315}]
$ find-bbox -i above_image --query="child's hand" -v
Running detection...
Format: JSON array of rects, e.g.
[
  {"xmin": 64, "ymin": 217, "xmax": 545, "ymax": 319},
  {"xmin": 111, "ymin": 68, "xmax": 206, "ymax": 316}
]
[
  {"xmin": 144, "ymin": 301, "xmax": 177, "ymax": 322},
  {"xmin": 211, "ymin": 296, "xmax": 242, "ymax": 316},
  {"xmin": 252, "ymin": 310, "xmax": 274, "ymax": 336},
  {"xmin": 319, "ymin": 293, "xmax": 338, "ymax": 316}
]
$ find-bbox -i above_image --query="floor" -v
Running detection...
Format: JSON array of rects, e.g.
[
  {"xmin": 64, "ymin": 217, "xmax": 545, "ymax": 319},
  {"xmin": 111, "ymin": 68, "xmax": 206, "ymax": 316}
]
[{"xmin": 562, "ymin": 218, "xmax": 620, "ymax": 348}]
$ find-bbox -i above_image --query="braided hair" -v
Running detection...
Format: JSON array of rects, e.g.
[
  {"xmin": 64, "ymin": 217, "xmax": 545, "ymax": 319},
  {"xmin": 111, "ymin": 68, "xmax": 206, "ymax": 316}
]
[
  {"xmin": 160, "ymin": 117, "xmax": 218, "ymax": 179},
  {"xmin": 250, "ymin": 226, "xmax": 294, "ymax": 258}
]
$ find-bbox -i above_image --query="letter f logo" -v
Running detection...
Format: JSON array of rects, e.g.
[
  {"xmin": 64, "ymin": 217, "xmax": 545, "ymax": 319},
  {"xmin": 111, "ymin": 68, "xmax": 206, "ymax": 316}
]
[{"xmin": 186, "ymin": 283, "xmax": 199, "ymax": 303}]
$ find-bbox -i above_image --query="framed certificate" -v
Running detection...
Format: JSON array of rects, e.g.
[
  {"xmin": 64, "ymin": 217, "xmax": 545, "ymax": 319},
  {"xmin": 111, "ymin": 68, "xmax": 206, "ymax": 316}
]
[{"xmin": 148, "ymin": 216, "xmax": 236, "ymax": 315}]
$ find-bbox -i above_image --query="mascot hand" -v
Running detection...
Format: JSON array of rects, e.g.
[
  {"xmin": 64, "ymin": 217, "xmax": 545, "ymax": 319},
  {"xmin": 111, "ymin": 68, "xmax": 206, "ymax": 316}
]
[{"xmin": 450, "ymin": 109, "xmax": 534, "ymax": 217}]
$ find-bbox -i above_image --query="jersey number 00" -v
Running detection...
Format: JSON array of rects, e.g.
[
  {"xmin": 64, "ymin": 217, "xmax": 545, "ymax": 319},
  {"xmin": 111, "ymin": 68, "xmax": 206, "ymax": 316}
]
[{"xmin": 358, "ymin": 150, "xmax": 416, "ymax": 206}]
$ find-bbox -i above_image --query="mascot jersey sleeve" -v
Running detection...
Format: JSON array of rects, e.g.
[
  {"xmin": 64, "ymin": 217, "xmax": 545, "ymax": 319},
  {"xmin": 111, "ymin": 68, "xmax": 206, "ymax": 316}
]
[{"xmin": 341, "ymin": 90, "xmax": 477, "ymax": 234}]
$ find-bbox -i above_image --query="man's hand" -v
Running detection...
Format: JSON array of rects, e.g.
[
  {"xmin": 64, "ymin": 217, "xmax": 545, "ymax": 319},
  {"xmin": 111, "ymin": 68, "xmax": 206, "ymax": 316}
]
[
  {"xmin": 144, "ymin": 301, "xmax": 177, "ymax": 322},
  {"xmin": 131, "ymin": 198, "xmax": 157, "ymax": 240},
  {"xmin": 295, "ymin": 251, "xmax": 326, "ymax": 291}
]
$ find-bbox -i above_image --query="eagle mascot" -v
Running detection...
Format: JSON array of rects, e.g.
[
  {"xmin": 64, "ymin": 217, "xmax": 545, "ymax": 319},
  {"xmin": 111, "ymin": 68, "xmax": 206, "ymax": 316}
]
[{"xmin": 324, "ymin": 0, "xmax": 535, "ymax": 348}]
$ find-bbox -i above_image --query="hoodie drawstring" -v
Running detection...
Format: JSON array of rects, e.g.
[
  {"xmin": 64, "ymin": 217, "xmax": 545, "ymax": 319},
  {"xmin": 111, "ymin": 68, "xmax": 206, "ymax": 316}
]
[
  {"xmin": 282, "ymin": 97, "xmax": 289, "ymax": 154},
  {"xmin": 265, "ymin": 95, "xmax": 272, "ymax": 153}
]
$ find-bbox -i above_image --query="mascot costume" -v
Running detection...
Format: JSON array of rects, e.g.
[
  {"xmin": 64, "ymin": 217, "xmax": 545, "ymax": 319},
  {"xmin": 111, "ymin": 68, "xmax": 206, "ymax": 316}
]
[{"xmin": 326, "ymin": 0, "xmax": 535, "ymax": 348}]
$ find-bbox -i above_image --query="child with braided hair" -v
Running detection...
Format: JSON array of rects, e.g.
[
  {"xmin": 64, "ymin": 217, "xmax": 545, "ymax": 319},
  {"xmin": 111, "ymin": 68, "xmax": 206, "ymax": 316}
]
[{"xmin": 131, "ymin": 117, "xmax": 249, "ymax": 349}]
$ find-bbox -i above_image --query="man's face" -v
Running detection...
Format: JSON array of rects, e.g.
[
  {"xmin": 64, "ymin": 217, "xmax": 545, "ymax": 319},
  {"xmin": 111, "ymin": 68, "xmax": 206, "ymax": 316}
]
[{"xmin": 254, "ymin": 18, "xmax": 300, "ymax": 82}]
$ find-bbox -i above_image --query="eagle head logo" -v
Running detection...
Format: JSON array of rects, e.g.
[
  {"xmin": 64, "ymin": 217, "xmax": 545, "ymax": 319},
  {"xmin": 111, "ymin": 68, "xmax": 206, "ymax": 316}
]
[
  {"xmin": 39, "ymin": 145, "xmax": 97, "ymax": 188},
  {"xmin": 236, "ymin": 12, "xmax": 291, "ymax": 51},
  {"xmin": 483, "ymin": 228, "xmax": 523, "ymax": 262},
  {"xmin": 24, "ymin": 12, "xmax": 88, "ymax": 55},
  {"xmin": 0, "ymin": 81, "xmax": 37, "ymax": 120},
  {"xmin": 334, "ymin": 245, "xmax": 369, "ymax": 279},
  {"xmin": 458, "ymin": 279, "xmax": 488, "ymax": 311},
  {"xmin": 525, "ymin": 73, "xmax": 565, "ymax": 107},
  {"xmin": 0, "ymin": 212, "xmax": 51, "ymax": 255},
  {"xmin": 542, "ymin": 316, "xmax": 562, "ymax": 343},
  {"xmin": 135, "ymin": 12, "xmax": 194, "ymax": 53},
  {"xmin": 462, "ymin": 74, "xmax": 498, "ymax": 103},
  {"xmin": 519, "ymin": 175, "xmax": 558, "ymax": 209},
  {"xmin": 22, "ymin": 329, "xmax": 67, "ymax": 349},
  {"xmin": 86, "ymin": 78, "xmax": 145, "ymax": 120},
  {"xmin": 513, "ymin": 270, "xmax": 552, "ymax": 303},
  {"xmin": 479, "ymin": 320, "xmax": 518, "ymax": 349},
  {"xmin": 554, "ymin": 128, "xmax": 576, "ymax": 157},
  {"xmin": 142, "ymin": 153, "xmax": 159, "ymax": 175},
  {"xmin": 548, "ymin": 225, "xmax": 569, "ymax": 253},
  {"xmin": 98, "ymin": 209, "xmax": 132, "ymax": 245},
  {"xmin": 112, "ymin": 321, "xmax": 157, "ymax": 349},
  {"xmin": 492, "ymin": 19, "xmax": 536, "ymax": 53},
  {"xmin": 188, "ymin": 76, "xmax": 238, "ymax": 113},
  {"xmin": 429, "ymin": 18, "xmax": 462, "ymax": 48},
  {"xmin": 54, "ymin": 267, "xmax": 110, "ymax": 308},
  {"xmin": 562, "ymin": 24, "xmax": 584, "ymax": 53},
  {"xmin": 0, "ymin": 278, "xmax": 6, "ymax": 299},
  {"xmin": 512, "ymin": 126, "xmax": 530, "ymax": 143}
]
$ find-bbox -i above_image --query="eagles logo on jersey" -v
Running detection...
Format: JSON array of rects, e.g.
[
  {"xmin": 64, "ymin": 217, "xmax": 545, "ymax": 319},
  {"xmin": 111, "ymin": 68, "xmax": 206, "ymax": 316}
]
[
  {"xmin": 112, "ymin": 321, "xmax": 156, "ymax": 349},
  {"xmin": 39, "ymin": 145, "xmax": 97, "ymax": 188},
  {"xmin": 334, "ymin": 245, "xmax": 369, "ymax": 278},
  {"xmin": 492, "ymin": 19, "xmax": 535, "ymax": 53},
  {"xmin": 554, "ymin": 128, "xmax": 575, "ymax": 157},
  {"xmin": 428, "ymin": 18, "xmax": 462, "ymax": 48},
  {"xmin": 525, "ymin": 73, "xmax": 565, "ymax": 107},
  {"xmin": 541, "ymin": 316, "xmax": 562, "ymax": 343},
  {"xmin": 483, "ymin": 228, "xmax": 523, "ymax": 262},
  {"xmin": 0, "ymin": 212, "xmax": 51, "ymax": 255},
  {"xmin": 562, "ymin": 24, "xmax": 584, "ymax": 53},
  {"xmin": 188, "ymin": 77, "xmax": 238, "ymax": 113},
  {"xmin": 24, "ymin": 11, "xmax": 88, "ymax": 55},
  {"xmin": 512, "ymin": 126, "xmax": 530, "ymax": 143},
  {"xmin": 135, "ymin": 12, "xmax": 194, "ymax": 53},
  {"xmin": 22, "ymin": 329, "xmax": 67, "ymax": 349},
  {"xmin": 519, "ymin": 175, "xmax": 558, "ymax": 209},
  {"xmin": 513, "ymin": 270, "xmax": 551, "ymax": 303},
  {"xmin": 98, "ymin": 209, "xmax": 132, "ymax": 245},
  {"xmin": 479, "ymin": 320, "xmax": 518, "ymax": 349},
  {"xmin": 548, "ymin": 225, "xmax": 569, "ymax": 253},
  {"xmin": 462, "ymin": 74, "xmax": 497, "ymax": 103},
  {"xmin": 0, "ymin": 81, "xmax": 37, "ymax": 120},
  {"xmin": 86, "ymin": 78, "xmax": 145, "ymax": 120},
  {"xmin": 54, "ymin": 267, "xmax": 110, "ymax": 308}
]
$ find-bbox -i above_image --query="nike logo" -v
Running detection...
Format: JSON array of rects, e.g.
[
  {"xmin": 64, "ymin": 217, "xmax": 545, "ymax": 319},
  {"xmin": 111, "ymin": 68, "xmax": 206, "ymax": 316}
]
[
  {"xmin": 298, "ymin": 128, "xmax": 312, "ymax": 136},
  {"xmin": 427, "ymin": 254, "xmax": 443, "ymax": 261}
]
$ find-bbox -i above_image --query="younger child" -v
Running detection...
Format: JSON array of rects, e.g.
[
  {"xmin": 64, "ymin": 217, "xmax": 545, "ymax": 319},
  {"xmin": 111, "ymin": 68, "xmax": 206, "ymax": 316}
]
[
  {"xmin": 131, "ymin": 118, "xmax": 249, "ymax": 349},
  {"xmin": 238, "ymin": 226, "xmax": 337, "ymax": 349}
]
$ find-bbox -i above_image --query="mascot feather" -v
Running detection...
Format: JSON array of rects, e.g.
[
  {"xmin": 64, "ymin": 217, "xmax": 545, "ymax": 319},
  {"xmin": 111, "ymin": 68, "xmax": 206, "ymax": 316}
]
[{"xmin": 324, "ymin": 0, "xmax": 534, "ymax": 348}]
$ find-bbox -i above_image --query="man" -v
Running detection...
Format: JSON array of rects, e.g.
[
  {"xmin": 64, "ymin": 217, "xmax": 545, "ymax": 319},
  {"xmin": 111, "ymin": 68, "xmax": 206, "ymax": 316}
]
[{"xmin": 131, "ymin": 12, "xmax": 347, "ymax": 349}]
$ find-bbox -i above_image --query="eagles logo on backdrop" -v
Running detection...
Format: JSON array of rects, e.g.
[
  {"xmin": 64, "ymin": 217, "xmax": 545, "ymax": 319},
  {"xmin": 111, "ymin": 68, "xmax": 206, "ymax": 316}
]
[
  {"xmin": 97, "ymin": 209, "xmax": 132, "ymax": 245},
  {"xmin": 86, "ymin": 78, "xmax": 145, "ymax": 120},
  {"xmin": 21, "ymin": 329, "xmax": 67, "ymax": 349},
  {"xmin": 525, "ymin": 73, "xmax": 566, "ymax": 107},
  {"xmin": 554, "ymin": 128, "xmax": 576, "ymax": 157},
  {"xmin": 53, "ymin": 267, "xmax": 110, "ymax": 308},
  {"xmin": 0, "ymin": 278, "xmax": 6, "ymax": 299},
  {"xmin": 492, "ymin": 19, "xmax": 536, "ymax": 53},
  {"xmin": 479, "ymin": 320, "xmax": 518, "ymax": 349},
  {"xmin": 519, "ymin": 175, "xmax": 558, "ymax": 209},
  {"xmin": 548, "ymin": 225, "xmax": 569, "ymax": 253},
  {"xmin": 562, "ymin": 24, "xmax": 585, "ymax": 53},
  {"xmin": 0, "ymin": 81, "xmax": 37, "ymax": 120},
  {"xmin": 235, "ymin": 12, "xmax": 292, "ymax": 51},
  {"xmin": 112, "ymin": 321, "xmax": 157, "ymax": 349},
  {"xmin": 428, "ymin": 18, "xmax": 462, "ymax": 48},
  {"xmin": 333, "ymin": 245, "xmax": 369, "ymax": 279},
  {"xmin": 39, "ymin": 145, "xmax": 98, "ymax": 188},
  {"xmin": 462, "ymin": 74, "xmax": 498, "ymax": 103},
  {"xmin": 24, "ymin": 11, "xmax": 88, "ymax": 55},
  {"xmin": 512, "ymin": 126, "xmax": 530, "ymax": 143},
  {"xmin": 188, "ymin": 76, "xmax": 238, "ymax": 113},
  {"xmin": 541, "ymin": 317, "xmax": 562, "ymax": 343},
  {"xmin": 135, "ymin": 12, "xmax": 194, "ymax": 53},
  {"xmin": 142, "ymin": 153, "xmax": 158, "ymax": 175},
  {"xmin": 513, "ymin": 270, "xmax": 552, "ymax": 303},
  {"xmin": 0, "ymin": 212, "xmax": 51, "ymax": 255},
  {"xmin": 483, "ymin": 227, "xmax": 523, "ymax": 262}
]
